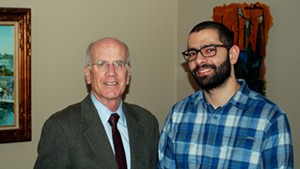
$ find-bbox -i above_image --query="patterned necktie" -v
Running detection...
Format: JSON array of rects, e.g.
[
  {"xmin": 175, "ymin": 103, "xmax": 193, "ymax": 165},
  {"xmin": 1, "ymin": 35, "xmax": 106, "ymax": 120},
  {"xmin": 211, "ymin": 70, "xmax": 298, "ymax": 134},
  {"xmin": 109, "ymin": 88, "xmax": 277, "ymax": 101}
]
[{"xmin": 108, "ymin": 114, "xmax": 127, "ymax": 169}]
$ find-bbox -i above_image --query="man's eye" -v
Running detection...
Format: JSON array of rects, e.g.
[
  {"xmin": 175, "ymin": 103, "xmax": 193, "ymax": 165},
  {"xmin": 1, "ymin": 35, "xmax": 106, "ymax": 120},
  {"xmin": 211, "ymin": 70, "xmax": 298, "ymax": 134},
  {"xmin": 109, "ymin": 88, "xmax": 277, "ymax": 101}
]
[
  {"xmin": 97, "ymin": 61, "xmax": 106, "ymax": 67},
  {"xmin": 204, "ymin": 47, "xmax": 216, "ymax": 53},
  {"xmin": 188, "ymin": 51, "xmax": 197, "ymax": 56},
  {"xmin": 114, "ymin": 61, "xmax": 124, "ymax": 67}
]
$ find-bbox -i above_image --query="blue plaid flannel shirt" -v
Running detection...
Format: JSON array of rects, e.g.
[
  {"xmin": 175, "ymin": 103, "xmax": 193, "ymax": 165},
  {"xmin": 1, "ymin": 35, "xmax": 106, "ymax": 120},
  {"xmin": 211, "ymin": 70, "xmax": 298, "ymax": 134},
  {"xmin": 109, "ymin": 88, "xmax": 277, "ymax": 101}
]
[{"xmin": 158, "ymin": 80, "xmax": 293, "ymax": 169}]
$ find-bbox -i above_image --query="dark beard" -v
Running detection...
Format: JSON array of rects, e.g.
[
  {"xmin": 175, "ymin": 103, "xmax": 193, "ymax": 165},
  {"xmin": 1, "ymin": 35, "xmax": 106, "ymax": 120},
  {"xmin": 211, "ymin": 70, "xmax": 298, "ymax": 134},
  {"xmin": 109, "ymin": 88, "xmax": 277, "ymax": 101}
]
[{"xmin": 192, "ymin": 55, "xmax": 231, "ymax": 91}]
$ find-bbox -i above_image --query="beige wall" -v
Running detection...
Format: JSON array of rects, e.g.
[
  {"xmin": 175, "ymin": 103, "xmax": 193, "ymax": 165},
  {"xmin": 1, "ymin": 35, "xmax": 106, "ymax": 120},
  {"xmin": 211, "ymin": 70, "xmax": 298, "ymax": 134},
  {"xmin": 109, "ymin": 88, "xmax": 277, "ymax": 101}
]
[
  {"xmin": 177, "ymin": 0, "xmax": 299, "ymax": 168},
  {"xmin": 0, "ymin": 1, "xmax": 177, "ymax": 168},
  {"xmin": 0, "ymin": 0, "xmax": 299, "ymax": 168}
]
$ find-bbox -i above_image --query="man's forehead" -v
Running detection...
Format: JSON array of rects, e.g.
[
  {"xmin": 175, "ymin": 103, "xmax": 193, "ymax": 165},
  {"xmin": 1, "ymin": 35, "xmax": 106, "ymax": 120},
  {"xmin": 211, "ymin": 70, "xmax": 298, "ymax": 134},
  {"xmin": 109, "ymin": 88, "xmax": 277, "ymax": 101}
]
[
  {"xmin": 188, "ymin": 30, "xmax": 220, "ymax": 46},
  {"xmin": 93, "ymin": 40, "xmax": 124, "ymax": 50}
]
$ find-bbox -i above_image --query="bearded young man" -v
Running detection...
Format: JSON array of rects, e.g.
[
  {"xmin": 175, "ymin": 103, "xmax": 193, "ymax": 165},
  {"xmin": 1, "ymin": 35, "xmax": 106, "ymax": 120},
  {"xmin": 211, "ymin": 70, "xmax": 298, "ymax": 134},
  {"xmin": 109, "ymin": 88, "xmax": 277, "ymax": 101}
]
[{"xmin": 158, "ymin": 21, "xmax": 293, "ymax": 169}]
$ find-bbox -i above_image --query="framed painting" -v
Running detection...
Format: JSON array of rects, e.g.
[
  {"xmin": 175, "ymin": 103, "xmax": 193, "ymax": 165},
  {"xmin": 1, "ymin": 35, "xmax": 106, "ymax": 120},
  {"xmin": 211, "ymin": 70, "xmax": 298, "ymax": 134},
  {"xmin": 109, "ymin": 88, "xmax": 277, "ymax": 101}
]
[{"xmin": 0, "ymin": 8, "xmax": 31, "ymax": 143}]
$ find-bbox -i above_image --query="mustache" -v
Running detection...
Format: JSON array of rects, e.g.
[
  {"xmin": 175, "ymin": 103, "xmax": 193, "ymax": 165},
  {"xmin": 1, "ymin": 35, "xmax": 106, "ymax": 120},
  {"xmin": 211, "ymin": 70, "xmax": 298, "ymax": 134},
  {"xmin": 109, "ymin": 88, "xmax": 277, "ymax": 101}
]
[{"xmin": 192, "ymin": 64, "xmax": 217, "ymax": 73}]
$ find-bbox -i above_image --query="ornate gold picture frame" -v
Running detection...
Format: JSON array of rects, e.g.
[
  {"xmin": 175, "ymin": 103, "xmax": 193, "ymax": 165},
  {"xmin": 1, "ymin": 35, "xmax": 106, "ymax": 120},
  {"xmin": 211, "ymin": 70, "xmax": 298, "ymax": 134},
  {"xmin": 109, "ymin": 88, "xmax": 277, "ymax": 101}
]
[{"xmin": 0, "ymin": 8, "xmax": 31, "ymax": 143}]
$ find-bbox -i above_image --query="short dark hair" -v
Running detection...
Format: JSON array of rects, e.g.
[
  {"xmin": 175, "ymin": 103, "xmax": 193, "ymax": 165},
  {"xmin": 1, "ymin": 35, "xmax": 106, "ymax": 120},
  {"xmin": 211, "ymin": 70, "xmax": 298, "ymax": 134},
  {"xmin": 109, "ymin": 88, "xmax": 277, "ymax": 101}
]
[{"xmin": 190, "ymin": 21, "xmax": 234, "ymax": 48}]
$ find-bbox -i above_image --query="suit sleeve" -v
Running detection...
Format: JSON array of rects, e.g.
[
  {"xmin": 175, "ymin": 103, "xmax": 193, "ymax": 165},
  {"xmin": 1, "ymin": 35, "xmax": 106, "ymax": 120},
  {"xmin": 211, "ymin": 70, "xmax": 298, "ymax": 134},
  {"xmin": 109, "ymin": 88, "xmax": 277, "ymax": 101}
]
[
  {"xmin": 34, "ymin": 115, "xmax": 72, "ymax": 169},
  {"xmin": 148, "ymin": 112, "xmax": 159, "ymax": 169}
]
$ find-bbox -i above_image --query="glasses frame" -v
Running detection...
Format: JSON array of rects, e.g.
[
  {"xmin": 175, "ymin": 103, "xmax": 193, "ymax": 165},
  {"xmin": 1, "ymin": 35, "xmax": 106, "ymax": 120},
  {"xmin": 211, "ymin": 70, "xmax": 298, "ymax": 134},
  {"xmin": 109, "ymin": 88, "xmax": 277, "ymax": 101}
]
[
  {"xmin": 182, "ymin": 44, "xmax": 230, "ymax": 62},
  {"xmin": 88, "ymin": 60, "xmax": 129, "ymax": 72}
]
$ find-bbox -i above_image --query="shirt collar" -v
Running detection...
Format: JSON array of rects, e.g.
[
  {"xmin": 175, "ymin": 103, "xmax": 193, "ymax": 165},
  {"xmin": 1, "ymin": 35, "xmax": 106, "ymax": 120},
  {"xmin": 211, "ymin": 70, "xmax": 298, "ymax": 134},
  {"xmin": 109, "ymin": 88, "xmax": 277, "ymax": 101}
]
[
  {"xmin": 228, "ymin": 79, "xmax": 250, "ymax": 110},
  {"xmin": 198, "ymin": 79, "xmax": 250, "ymax": 110},
  {"xmin": 90, "ymin": 93, "xmax": 127, "ymax": 127}
]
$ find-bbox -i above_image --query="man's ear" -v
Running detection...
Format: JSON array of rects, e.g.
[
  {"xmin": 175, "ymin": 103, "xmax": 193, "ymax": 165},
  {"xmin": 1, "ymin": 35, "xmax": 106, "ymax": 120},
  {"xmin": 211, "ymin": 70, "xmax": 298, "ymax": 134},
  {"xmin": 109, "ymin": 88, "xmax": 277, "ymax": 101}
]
[
  {"xmin": 229, "ymin": 45, "xmax": 240, "ymax": 64},
  {"xmin": 84, "ymin": 65, "xmax": 91, "ymax": 84},
  {"xmin": 126, "ymin": 66, "xmax": 131, "ymax": 85}
]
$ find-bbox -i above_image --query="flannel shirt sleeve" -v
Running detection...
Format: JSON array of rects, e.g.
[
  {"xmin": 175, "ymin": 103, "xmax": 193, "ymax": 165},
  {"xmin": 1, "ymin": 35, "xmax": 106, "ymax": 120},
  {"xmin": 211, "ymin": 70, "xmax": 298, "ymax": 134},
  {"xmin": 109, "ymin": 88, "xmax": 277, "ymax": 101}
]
[
  {"xmin": 262, "ymin": 112, "xmax": 293, "ymax": 169},
  {"xmin": 158, "ymin": 112, "xmax": 176, "ymax": 169}
]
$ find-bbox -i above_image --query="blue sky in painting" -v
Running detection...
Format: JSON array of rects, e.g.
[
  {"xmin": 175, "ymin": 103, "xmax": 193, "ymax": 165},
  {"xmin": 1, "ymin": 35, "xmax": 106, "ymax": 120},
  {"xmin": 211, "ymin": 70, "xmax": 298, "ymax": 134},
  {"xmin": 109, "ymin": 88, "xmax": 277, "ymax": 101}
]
[{"xmin": 0, "ymin": 25, "xmax": 14, "ymax": 55}]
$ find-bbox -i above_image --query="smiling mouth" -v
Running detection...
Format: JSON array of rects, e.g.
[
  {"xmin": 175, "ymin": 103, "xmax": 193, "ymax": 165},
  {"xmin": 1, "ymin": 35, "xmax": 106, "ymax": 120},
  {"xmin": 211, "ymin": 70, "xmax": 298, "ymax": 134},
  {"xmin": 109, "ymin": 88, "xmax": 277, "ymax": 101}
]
[
  {"xmin": 198, "ymin": 68, "xmax": 211, "ymax": 73},
  {"xmin": 105, "ymin": 82, "xmax": 118, "ymax": 85},
  {"xmin": 193, "ymin": 64, "xmax": 216, "ymax": 76},
  {"xmin": 195, "ymin": 67, "xmax": 213, "ymax": 76}
]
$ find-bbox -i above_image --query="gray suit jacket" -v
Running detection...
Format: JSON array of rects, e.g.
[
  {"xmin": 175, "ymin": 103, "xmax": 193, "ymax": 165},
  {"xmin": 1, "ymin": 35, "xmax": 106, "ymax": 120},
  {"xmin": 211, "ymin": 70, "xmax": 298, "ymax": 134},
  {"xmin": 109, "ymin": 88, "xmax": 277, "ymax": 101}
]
[{"xmin": 34, "ymin": 95, "xmax": 159, "ymax": 169}]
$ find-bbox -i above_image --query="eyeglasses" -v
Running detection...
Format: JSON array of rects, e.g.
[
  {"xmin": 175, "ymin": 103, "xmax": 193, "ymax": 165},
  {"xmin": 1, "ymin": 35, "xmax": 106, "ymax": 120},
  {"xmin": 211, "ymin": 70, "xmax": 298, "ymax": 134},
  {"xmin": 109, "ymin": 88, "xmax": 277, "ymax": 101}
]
[
  {"xmin": 88, "ymin": 60, "xmax": 129, "ymax": 72},
  {"xmin": 182, "ymin": 44, "xmax": 229, "ymax": 62}
]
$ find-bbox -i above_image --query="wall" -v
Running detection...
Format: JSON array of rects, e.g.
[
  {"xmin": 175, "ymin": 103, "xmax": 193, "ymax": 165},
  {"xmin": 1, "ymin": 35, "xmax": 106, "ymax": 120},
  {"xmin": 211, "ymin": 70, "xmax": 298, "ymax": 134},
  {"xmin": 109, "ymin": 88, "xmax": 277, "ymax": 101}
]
[
  {"xmin": 177, "ymin": 0, "xmax": 300, "ymax": 168},
  {"xmin": 0, "ymin": 0, "xmax": 177, "ymax": 168},
  {"xmin": 0, "ymin": 0, "xmax": 299, "ymax": 168}
]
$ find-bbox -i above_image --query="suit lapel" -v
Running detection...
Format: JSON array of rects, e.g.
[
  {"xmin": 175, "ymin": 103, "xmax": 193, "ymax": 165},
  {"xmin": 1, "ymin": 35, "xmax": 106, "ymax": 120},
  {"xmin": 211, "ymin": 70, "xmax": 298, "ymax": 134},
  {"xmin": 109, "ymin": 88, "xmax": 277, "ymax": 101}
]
[
  {"xmin": 123, "ymin": 104, "xmax": 146, "ymax": 168},
  {"xmin": 79, "ymin": 96, "xmax": 147, "ymax": 168},
  {"xmin": 80, "ymin": 95, "xmax": 118, "ymax": 168}
]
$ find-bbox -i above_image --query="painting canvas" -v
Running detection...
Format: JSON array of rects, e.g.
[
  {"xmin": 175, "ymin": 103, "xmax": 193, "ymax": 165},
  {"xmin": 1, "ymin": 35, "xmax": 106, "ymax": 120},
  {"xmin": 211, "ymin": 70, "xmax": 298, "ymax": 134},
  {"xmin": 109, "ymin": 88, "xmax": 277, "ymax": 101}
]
[
  {"xmin": 213, "ymin": 2, "xmax": 273, "ymax": 95},
  {"xmin": 0, "ymin": 24, "xmax": 18, "ymax": 129}
]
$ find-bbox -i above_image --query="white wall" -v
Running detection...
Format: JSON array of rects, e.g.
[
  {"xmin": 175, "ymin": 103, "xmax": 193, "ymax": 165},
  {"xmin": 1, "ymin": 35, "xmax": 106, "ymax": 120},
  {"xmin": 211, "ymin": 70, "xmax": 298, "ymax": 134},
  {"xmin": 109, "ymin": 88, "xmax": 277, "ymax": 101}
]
[
  {"xmin": 178, "ymin": 0, "xmax": 299, "ymax": 168},
  {"xmin": 0, "ymin": 1, "xmax": 177, "ymax": 168}
]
